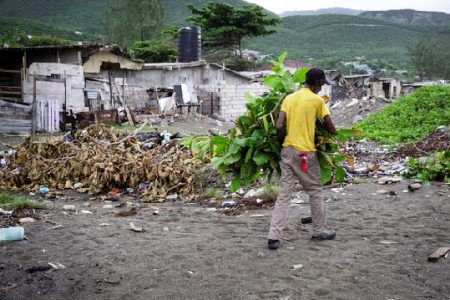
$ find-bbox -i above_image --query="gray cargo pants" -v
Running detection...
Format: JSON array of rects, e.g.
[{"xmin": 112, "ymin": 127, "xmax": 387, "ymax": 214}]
[{"xmin": 268, "ymin": 146, "xmax": 327, "ymax": 240}]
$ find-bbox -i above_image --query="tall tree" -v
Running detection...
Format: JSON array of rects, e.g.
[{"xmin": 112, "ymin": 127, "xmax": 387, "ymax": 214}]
[
  {"xmin": 104, "ymin": 0, "xmax": 165, "ymax": 47},
  {"xmin": 407, "ymin": 37, "xmax": 440, "ymax": 81},
  {"xmin": 187, "ymin": 2, "xmax": 279, "ymax": 59}
]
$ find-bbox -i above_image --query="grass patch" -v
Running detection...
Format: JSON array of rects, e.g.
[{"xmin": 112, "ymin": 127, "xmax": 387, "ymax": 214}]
[
  {"xmin": 202, "ymin": 187, "xmax": 224, "ymax": 199},
  {"xmin": 264, "ymin": 183, "xmax": 279, "ymax": 200},
  {"xmin": 354, "ymin": 86, "xmax": 450, "ymax": 145},
  {"xmin": 0, "ymin": 192, "xmax": 47, "ymax": 210}
]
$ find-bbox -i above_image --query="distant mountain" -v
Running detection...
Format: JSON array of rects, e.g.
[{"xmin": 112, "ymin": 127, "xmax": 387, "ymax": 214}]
[
  {"xmin": 360, "ymin": 9, "xmax": 450, "ymax": 26},
  {"xmin": 280, "ymin": 7, "xmax": 362, "ymax": 17},
  {"xmin": 246, "ymin": 14, "xmax": 450, "ymax": 64}
]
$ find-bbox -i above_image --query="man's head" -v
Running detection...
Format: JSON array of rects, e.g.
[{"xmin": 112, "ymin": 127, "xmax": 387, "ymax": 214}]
[{"xmin": 305, "ymin": 68, "xmax": 329, "ymax": 94}]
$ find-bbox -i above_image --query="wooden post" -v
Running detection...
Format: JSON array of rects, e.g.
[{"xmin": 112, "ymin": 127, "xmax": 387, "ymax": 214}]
[
  {"xmin": 108, "ymin": 70, "xmax": 113, "ymax": 109},
  {"xmin": 31, "ymin": 74, "xmax": 37, "ymax": 134}
]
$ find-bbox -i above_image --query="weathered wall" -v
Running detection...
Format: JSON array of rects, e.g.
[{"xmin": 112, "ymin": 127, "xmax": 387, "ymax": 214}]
[
  {"xmin": 83, "ymin": 52, "xmax": 142, "ymax": 74},
  {"xmin": 196, "ymin": 84, "xmax": 268, "ymax": 120},
  {"xmin": 23, "ymin": 63, "xmax": 86, "ymax": 113}
]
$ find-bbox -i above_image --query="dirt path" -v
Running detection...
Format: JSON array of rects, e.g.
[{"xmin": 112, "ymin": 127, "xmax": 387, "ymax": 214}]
[{"xmin": 1, "ymin": 181, "xmax": 449, "ymax": 300}]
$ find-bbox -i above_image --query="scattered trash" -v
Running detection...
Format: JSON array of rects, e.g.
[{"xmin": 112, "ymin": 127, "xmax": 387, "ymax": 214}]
[
  {"xmin": 153, "ymin": 210, "xmax": 160, "ymax": 215},
  {"xmin": 19, "ymin": 217, "xmax": 35, "ymax": 224},
  {"xmin": 99, "ymin": 223, "xmax": 110, "ymax": 226},
  {"xmin": 222, "ymin": 200, "xmax": 239, "ymax": 207},
  {"xmin": 48, "ymin": 262, "xmax": 66, "ymax": 270},
  {"xmin": 377, "ymin": 176, "xmax": 402, "ymax": 185},
  {"xmin": 81, "ymin": 210, "xmax": 93, "ymax": 214},
  {"xmin": 408, "ymin": 183, "xmax": 422, "ymax": 192},
  {"xmin": 166, "ymin": 194, "xmax": 178, "ymax": 201},
  {"xmin": 389, "ymin": 191, "xmax": 398, "ymax": 196},
  {"xmin": 129, "ymin": 222, "xmax": 144, "ymax": 232},
  {"xmin": 428, "ymin": 247, "xmax": 450, "ymax": 262},
  {"xmin": 376, "ymin": 190, "xmax": 389, "ymax": 195},
  {"xmin": 73, "ymin": 182, "xmax": 82, "ymax": 189},
  {"xmin": 249, "ymin": 214, "xmax": 266, "ymax": 218},
  {"xmin": 163, "ymin": 227, "xmax": 170, "ymax": 232},
  {"xmin": 292, "ymin": 264, "xmax": 304, "ymax": 270},
  {"xmin": 0, "ymin": 227, "xmax": 24, "ymax": 241},
  {"xmin": 0, "ymin": 208, "xmax": 12, "ymax": 215},
  {"xmin": 108, "ymin": 188, "xmax": 121, "ymax": 197},
  {"xmin": 103, "ymin": 204, "xmax": 114, "ymax": 209},
  {"xmin": 379, "ymin": 240, "xmax": 397, "ymax": 245},
  {"xmin": 256, "ymin": 198, "xmax": 263, "ymax": 204},
  {"xmin": 244, "ymin": 188, "xmax": 265, "ymax": 199},
  {"xmin": 63, "ymin": 205, "xmax": 76, "ymax": 211},
  {"xmin": 257, "ymin": 252, "xmax": 265, "ymax": 258},
  {"xmin": 39, "ymin": 186, "xmax": 49, "ymax": 195}
]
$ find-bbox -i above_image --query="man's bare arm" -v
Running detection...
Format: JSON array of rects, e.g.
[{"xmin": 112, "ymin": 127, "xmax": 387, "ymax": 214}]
[
  {"xmin": 276, "ymin": 111, "xmax": 287, "ymax": 146},
  {"xmin": 324, "ymin": 115, "xmax": 336, "ymax": 134}
]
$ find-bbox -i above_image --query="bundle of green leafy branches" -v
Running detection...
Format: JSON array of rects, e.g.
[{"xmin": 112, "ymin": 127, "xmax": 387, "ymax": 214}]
[
  {"xmin": 183, "ymin": 53, "xmax": 355, "ymax": 192},
  {"xmin": 354, "ymin": 86, "xmax": 450, "ymax": 145}
]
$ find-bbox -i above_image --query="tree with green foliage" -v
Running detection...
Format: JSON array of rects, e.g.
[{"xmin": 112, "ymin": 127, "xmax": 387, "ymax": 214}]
[
  {"xmin": 128, "ymin": 39, "xmax": 177, "ymax": 62},
  {"xmin": 104, "ymin": 0, "xmax": 165, "ymax": 47},
  {"xmin": 407, "ymin": 37, "xmax": 440, "ymax": 81},
  {"xmin": 186, "ymin": 2, "xmax": 279, "ymax": 64}
]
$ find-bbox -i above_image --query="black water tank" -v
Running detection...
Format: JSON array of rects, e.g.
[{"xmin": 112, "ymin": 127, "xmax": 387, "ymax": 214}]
[{"xmin": 177, "ymin": 26, "xmax": 201, "ymax": 62}]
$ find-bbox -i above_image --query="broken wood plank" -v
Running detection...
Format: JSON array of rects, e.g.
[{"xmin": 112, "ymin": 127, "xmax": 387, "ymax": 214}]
[
  {"xmin": 125, "ymin": 106, "xmax": 135, "ymax": 126},
  {"xmin": 0, "ymin": 90, "xmax": 22, "ymax": 95},
  {"xmin": 428, "ymin": 247, "xmax": 450, "ymax": 262},
  {"xmin": 0, "ymin": 68, "xmax": 21, "ymax": 74}
]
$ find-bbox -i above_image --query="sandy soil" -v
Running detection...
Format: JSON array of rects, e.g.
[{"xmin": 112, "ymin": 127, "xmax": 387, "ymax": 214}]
[{"xmin": 1, "ymin": 180, "xmax": 449, "ymax": 300}]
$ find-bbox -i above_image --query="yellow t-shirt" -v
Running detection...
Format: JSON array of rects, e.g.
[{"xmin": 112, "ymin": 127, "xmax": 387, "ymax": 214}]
[{"xmin": 281, "ymin": 88, "xmax": 330, "ymax": 152}]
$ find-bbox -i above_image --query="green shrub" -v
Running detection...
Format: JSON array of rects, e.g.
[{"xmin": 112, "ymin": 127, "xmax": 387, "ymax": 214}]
[
  {"xmin": 406, "ymin": 150, "xmax": 450, "ymax": 182},
  {"xmin": 128, "ymin": 40, "xmax": 177, "ymax": 63},
  {"xmin": 354, "ymin": 86, "xmax": 450, "ymax": 145}
]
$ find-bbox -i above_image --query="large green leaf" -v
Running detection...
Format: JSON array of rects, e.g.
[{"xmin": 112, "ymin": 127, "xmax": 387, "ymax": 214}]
[
  {"xmin": 335, "ymin": 166, "xmax": 346, "ymax": 182},
  {"xmin": 320, "ymin": 166, "xmax": 332, "ymax": 185},
  {"xmin": 224, "ymin": 152, "xmax": 241, "ymax": 165},
  {"xmin": 293, "ymin": 67, "xmax": 309, "ymax": 83},
  {"xmin": 253, "ymin": 151, "xmax": 272, "ymax": 166}
]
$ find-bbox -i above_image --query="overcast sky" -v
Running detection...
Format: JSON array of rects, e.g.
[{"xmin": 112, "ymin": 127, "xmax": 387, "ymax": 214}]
[{"xmin": 245, "ymin": 0, "xmax": 450, "ymax": 14}]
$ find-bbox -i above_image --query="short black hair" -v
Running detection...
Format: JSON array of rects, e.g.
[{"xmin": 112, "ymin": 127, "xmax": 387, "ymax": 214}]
[{"xmin": 305, "ymin": 68, "xmax": 329, "ymax": 85}]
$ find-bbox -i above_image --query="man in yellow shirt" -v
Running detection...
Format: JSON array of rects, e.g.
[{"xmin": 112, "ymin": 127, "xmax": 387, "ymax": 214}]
[{"xmin": 268, "ymin": 68, "xmax": 337, "ymax": 250}]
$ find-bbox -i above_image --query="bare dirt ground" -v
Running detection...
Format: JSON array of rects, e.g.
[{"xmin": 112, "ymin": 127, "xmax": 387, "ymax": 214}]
[
  {"xmin": 1, "ymin": 180, "xmax": 449, "ymax": 300},
  {"xmin": 1, "ymin": 114, "xmax": 449, "ymax": 299}
]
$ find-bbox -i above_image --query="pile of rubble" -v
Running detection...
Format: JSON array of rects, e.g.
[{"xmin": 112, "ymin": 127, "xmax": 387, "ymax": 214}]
[
  {"xmin": 0, "ymin": 125, "xmax": 202, "ymax": 202},
  {"xmin": 395, "ymin": 126, "xmax": 450, "ymax": 158}
]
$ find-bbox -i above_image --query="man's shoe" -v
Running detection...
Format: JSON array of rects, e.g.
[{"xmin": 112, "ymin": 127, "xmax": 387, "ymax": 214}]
[
  {"xmin": 268, "ymin": 239, "xmax": 281, "ymax": 250},
  {"xmin": 311, "ymin": 229, "xmax": 336, "ymax": 241}
]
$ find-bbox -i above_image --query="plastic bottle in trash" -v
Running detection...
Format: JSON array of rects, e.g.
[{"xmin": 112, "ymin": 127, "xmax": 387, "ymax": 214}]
[{"xmin": 0, "ymin": 227, "xmax": 24, "ymax": 241}]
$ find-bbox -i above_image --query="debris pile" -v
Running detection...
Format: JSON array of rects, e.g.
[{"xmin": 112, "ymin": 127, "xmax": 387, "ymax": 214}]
[
  {"xmin": 396, "ymin": 126, "xmax": 450, "ymax": 158},
  {"xmin": 0, "ymin": 125, "xmax": 201, "ymax": 202}
]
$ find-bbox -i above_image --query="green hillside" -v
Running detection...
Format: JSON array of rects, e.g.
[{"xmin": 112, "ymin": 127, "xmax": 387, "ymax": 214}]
[
  {"xmin": 0, "ymin": 0, "xmax": 253, "ymax": 36},
  {"xmin": 245, "ymin": 14, "xmax": 450, "ymax": 63}
]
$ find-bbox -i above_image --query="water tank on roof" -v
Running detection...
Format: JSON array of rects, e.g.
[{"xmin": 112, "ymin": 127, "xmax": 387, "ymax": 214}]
[{"xmin": 177, "ymin": 26, "xmax": 201, "ymax": 62}]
